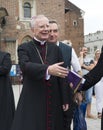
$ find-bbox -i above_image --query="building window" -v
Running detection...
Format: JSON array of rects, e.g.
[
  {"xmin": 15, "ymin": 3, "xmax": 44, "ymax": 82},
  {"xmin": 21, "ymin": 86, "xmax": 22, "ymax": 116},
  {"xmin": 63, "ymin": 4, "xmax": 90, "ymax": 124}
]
[
  {"xmin": 73, "ymin": 20, "xmax": 77, "ymax": 27},
  {"xmin": 23, "ymin": 2, "xmax": 31, "ymax": 18},
  {"xmin": 87, "ymin": 47, "xmax": 90, "ymax": 53},
  {"xmin": 94, "ymin": 46, "xmax": 97, "ymax": 52}
]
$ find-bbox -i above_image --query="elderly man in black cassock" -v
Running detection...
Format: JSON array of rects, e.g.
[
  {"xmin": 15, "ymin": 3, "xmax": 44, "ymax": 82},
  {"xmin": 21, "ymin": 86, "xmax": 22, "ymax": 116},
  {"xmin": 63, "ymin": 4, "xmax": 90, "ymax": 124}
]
[
  {"xmin": 0, "ymin": 51, "xmax": 15, "ymax": 130},
  {"xmin": 11, "ymin": 15, "xmax": 69, "ymax": 130}
]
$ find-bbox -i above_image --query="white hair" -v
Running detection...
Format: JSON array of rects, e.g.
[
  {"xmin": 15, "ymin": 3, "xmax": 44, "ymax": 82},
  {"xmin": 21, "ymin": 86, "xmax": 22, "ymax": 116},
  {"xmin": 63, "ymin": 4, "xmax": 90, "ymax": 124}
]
[{"xmin": 30, "ymin": 15, "xmax": 49, "ymax": 29}]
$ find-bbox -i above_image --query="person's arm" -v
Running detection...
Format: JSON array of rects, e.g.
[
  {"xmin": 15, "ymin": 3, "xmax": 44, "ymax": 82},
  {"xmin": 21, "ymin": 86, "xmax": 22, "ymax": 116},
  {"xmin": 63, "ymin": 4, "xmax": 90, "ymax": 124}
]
[
  {"xmin": 71, "ymin": 48, "xmax": 82, "ymax": 75},
  {"xmin": 82, "ymin": 50, "xmax": 103, "ymax": 91},
  {"xmin": 18, "ymin": 43, "xmax": 68, "ymax": 80},
  {"xmin": 18, "ymin": 44, "xmax": 49, "ymax": 80},
  {"xmin": 79, "ymin": 50, "xmax": 94, "ymax": 71},
  {"xmin": 79, "ymin": 51, "xmax": 84, "ymax": 66},
  {"xmin": 82, "ymin": 62, "xmax": 94, "ymax": 71},
  {"xmin": 48, "ymin": 62, "xmax": 68, "ymax": 78},
  {"xmin": 0, "ymin": 52, "xmax": 12, "ymax": 76}
]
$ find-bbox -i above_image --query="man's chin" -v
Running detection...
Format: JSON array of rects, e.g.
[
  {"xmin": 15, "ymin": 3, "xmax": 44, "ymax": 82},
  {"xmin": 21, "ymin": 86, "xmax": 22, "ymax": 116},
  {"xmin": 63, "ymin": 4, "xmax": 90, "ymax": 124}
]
[
  {"xmin": 48, "ymin": 40, "xmax": 57, "ymax": 43},
  {"xmin": 40, "ymin": 37, "xmax": 48, "ymax": 41}
]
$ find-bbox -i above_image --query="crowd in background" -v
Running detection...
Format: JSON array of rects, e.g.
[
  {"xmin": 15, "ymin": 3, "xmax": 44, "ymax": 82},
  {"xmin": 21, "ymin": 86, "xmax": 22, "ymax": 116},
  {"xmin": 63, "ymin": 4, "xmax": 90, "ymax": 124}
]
[{"xmin": 0, "ymin": 14, "xmax": 103, "ymax": 130}]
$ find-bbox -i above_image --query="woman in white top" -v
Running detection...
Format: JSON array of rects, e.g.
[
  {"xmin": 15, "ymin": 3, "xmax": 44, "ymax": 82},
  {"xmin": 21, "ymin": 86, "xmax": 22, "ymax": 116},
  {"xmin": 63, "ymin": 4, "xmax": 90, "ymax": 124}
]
[{"xmin": 94, "ymin": 49, "xmax": 103, "ymax": 118}]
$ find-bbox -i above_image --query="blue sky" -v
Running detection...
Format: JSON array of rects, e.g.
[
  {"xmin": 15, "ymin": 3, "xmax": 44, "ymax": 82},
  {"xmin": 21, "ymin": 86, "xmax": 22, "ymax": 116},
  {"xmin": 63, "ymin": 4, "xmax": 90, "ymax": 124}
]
[{"xmin": 70, "ymin": 0, "xmax": 103, "ymax": 35}]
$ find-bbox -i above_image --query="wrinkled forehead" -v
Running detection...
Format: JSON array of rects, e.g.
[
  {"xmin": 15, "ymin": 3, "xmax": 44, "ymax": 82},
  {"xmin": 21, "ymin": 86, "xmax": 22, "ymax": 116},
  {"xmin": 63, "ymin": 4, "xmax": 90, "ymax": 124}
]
[
  {"xmin": 37, "ymin": 18, "xmax": 49, "ymax": 24},
  {"xmin": 30, "ymin": 16, "xmax": 49, "ymax": 28},
  {"xmin": 34, "ymin": 17, "xmax": 49, "ymax": 26},
  {"xmin": 49, "ymin": 23, "xmax": 59, "ymax": 29}
]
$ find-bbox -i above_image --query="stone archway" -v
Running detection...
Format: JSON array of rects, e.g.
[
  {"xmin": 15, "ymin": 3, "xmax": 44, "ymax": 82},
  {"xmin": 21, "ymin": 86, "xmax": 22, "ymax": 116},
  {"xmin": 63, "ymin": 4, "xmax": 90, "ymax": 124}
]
[{"xmin": 21, "ymin": 35, "xmax": 32, "ymax": 43}]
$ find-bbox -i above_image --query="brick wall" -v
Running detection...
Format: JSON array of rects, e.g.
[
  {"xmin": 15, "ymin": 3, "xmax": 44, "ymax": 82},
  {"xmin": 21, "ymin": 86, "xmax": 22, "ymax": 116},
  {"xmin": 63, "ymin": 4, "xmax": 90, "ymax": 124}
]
[
  {"xmin": 0, "ymin": 0, "xmax": 84, "ymax": 59},
  {"xmin": 65, "ymin": 0, "xmax": 84, "ymax": 55},
  {"xmin": 36, "ymin": 0, "xmax": 65, "ymax": 40}
]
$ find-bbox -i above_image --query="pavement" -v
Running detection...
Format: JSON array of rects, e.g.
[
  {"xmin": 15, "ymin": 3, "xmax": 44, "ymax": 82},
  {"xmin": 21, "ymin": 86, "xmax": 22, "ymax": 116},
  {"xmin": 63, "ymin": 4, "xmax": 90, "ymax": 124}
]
[
  {"xmin": 86, "ymin": 97, "xmax": 101, "ymax": 130},
  {"xmin": 12, "ymin": 85, "xmax": 101, "ymax": 130}
]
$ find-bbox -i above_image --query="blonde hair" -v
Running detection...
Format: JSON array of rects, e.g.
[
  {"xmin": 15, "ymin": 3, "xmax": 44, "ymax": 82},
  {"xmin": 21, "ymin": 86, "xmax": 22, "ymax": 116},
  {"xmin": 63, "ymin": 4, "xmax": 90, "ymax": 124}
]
[{"xmin": 94, "ymin": 49, "xmax": 101, "ymax": 55}]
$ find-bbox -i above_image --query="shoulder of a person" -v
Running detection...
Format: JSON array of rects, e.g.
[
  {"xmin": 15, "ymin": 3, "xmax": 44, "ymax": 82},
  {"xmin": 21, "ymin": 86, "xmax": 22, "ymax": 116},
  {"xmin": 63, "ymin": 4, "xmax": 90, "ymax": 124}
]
[
  {"xmin": 18, "ymin": 41, "xmax": 32, "ymax": 48},
  {"xmin": 0, "ymin": 51, "xmax": 10, "ymax": 56},
  {"xmin": 0, "ymin": 51, "xmax": 10, "ymax": 61},
  {"xmin": 59, "ymin": 42, "xmax": 72, "ymax": 49}
]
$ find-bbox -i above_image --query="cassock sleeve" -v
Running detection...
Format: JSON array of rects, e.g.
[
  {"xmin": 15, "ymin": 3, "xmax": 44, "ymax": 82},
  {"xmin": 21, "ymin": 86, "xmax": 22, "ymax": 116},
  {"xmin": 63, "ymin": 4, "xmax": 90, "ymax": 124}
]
[
  {"xmin": 82, "ymin": 46, "xmax": 103, "ymax": 91},
  {"xmin": 18, "ymin": 44, "xmax": 48, "ymax": 80}
]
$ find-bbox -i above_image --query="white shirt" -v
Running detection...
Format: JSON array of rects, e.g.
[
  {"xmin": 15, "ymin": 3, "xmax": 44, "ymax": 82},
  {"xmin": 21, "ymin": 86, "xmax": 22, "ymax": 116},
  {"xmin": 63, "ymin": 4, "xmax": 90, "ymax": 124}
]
[{"xmin": 71, "ymin": 48, "xmax": 81, "ymax": 73}]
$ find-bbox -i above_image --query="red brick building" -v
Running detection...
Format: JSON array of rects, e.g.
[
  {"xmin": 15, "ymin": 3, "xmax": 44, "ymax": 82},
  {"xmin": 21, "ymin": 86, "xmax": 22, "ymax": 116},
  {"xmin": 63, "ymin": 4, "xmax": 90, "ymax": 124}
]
[{"xmin": 0, "ymin": 0, "xmax": 84, "ymax": 63}]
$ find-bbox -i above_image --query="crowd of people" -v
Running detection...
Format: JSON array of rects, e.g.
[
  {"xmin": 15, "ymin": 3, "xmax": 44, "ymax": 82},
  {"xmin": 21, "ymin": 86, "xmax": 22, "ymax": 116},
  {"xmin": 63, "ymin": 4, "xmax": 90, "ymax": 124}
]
[
  {"xmin": 79, "ymin": 46, "xmax": 96, "ymax": 119},
  {"xmin": 1, "ymin": 14, "xmax": 103, "ymax": 130}
]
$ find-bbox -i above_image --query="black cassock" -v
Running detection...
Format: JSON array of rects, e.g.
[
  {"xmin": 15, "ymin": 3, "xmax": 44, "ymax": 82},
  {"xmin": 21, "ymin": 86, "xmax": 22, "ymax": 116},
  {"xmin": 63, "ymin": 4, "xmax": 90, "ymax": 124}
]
[
  {"xmin": 0, "ymin": 51, "xmax": 15, "ymax": 130},
  {"xmin": 11, "ymin": 39, "xmax": 68, "ymax": 130}
]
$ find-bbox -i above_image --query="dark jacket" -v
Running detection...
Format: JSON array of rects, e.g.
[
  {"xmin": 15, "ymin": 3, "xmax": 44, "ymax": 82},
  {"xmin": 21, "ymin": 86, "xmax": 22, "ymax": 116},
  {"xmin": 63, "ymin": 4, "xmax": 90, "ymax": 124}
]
[
  {"xmin": 59, "ymin": 42, "xmax": 76, "ymax": 130},
  {"xmin": 11, "ymin": 40, "xmax": 68, "ymax": 130},
  {"xmin": 59, "ymin": 42, "xmax": 72, "ymax": 68},
  {"xmin": 0, "ymin": 51, "xmax": 15, "ymax": 130}
]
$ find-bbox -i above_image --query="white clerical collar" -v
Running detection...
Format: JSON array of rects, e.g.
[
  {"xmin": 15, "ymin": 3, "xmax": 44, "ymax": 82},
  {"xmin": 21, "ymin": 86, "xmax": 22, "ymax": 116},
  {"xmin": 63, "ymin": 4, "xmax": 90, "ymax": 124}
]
[
  {"xmin": 34, "ymin": 37, "xmax": 46, "ymax": 45},
  {"xmin": 56, "ymin": 41, "xmax": 59, "ymax": 46}
]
